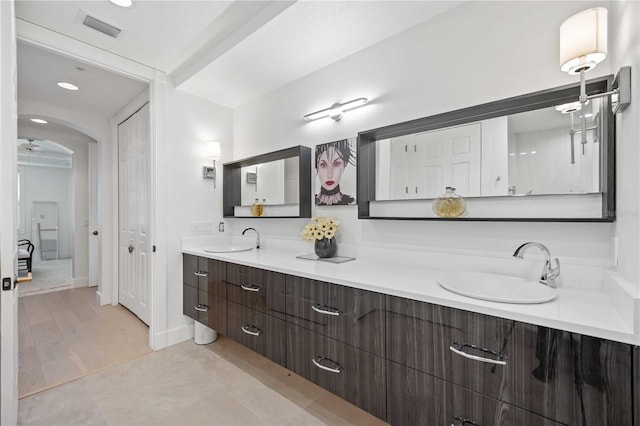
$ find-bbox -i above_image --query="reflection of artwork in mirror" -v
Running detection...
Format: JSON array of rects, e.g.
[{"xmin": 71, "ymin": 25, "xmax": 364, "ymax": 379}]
[
  {"xmin": 315, "ymin": 138, "xmax": 357, "ymax": 206},
  {"xmin": 240, "ymin": 157, "xmax": 299, "ymax": 207},
  {"xmin": 375, "ymin": 97, "xmax": 603, "ymax": 201}
]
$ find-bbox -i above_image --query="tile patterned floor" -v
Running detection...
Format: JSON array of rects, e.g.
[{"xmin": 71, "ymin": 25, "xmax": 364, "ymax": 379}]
[{"xmin": 18, "ymin": 337, "xmax": 389, "ymax": 426}]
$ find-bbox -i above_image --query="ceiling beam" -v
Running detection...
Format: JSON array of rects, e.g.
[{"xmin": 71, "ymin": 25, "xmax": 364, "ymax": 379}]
[{"xmin": 170, "ymin": 0, "xmax": 295, "ymax": 88}]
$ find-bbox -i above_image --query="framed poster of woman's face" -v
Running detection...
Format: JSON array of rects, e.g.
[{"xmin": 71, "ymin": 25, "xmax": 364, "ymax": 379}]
[{"xmin": 315, "ymin": 138, "xmax": 357, "ymax": 206}]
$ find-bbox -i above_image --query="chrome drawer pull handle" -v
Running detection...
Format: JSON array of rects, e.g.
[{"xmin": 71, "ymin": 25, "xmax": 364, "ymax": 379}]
[
  {"xmin": 194, "ymin": 304, "xmax": 209, "ymax": 312},
  {"xmin": 452, "ymin": 416, "xmax": 481, "ymax": 426},
  {"xmin": 241, "ymin": 325, "xmax": 262, "ymax": 336},
  {"xmin": 194, "ymin": 271, "xmax": 209, "ymax": 277},
  {"xmin": 311, "ymin": 304, "xmax": 342, "ymax": 316},
  {"xmin": 240, "ymin": 284, "xmax": 261, "ymax": 292},
  {"xmin": 449, "ymin": 341, "xmax": 506, "ymax": 366},
  {"xmin": 312, "ymin": 356, "xmax": 342, "ymax": 374}
]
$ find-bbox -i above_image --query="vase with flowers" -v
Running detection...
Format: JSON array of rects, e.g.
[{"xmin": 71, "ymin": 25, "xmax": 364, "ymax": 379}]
[{"xmin": 301, "ymin": 216, "xmax": 340, "ymax": 258}]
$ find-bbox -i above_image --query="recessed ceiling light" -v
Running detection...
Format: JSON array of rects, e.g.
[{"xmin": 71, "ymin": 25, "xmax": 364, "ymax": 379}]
[
  {"xmin": 109, "ymin": 0, "xmax": 132, "ymax": 7},
  {"xmin": 30, "ymin": 118, "xmax": 48, "ymax": 124},
  {"xmin": 57, "ymin": 81, "xmax": 79, "ymax": 91}
]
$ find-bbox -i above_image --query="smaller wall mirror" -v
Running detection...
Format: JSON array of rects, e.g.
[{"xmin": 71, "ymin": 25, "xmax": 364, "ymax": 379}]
[{"xmin": 224, "ymin": 146, "xmax": 311, "ymax": 218}]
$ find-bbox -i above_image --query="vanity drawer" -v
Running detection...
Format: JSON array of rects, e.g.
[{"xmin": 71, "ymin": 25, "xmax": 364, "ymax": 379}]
[
  {"xmin": 286, "ymin": 323, "xmax": 386, "ymax": 420},
  {"xmin": 183, "ymin": 284, "xmax": 227, "ymax": 334},
  {"xmin": 386, "ymin": 295, "xmax": 633, "ymax": 426},
  {"xmin": 387, "ymin": 361, "xmax": 562, "ymax": 426},
  {"xmin": 634, "ymin": 347, "xmax": 640, "ymax": 426},
  {"xmin": 285, "ymin": 275, "xmax": 384, "ymax": 357},
  {"xmin": 226, "ymin": 301, "xmax": 286, "ymax": 367},
  {"xmin": 183, "ymin": 254, "xmax": 226, "ymax": 297},
  {"xmin": 226, "ymin": 264, "xmax": 285, "ymax": 319}
]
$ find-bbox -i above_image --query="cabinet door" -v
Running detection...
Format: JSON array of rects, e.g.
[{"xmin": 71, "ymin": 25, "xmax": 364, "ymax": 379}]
[
  {"xmin": 226, "ymin": 264, "xmax": 285, "ymax": 318},
  {"xmin": 183, "ymin": 254, "xmax": 199, "ymax": 288},
  {"xmin": 386, "ymin": 295, "xmax": 633, "ymax": 426},
  {"xmin": 635, "ymin": 347, "xmax": 639, "ymax": 426},
  {"xmin": 285, "ymin": 275, "xmax": 384, "ymax": 356},
  {"xmin": 206, "ymin": 258, "xmax": 226, "ymax": 297},
  {"xmin": 513, "ymin": 324, "xmax": 633, "ymax": 426},
  {"xmin": 286, "ymin": 323, "xmax": 386, "ymax": 420},
  {"xmin": 387, "ymin": 361, "xmax": 562, "ymax": 426},
  {"xmin": 226, "ymin": 301, "xmax": 286, "ymax": 367},
  {"xmin": 183, "ymin": 284, "xmax": 197, "ymax": 320},
  {"xmin": 386, "ymin": 295, "xmax": 513, "ymax": 399}
]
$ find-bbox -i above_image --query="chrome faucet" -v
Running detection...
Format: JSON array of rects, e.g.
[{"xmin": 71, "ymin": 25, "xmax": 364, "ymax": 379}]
[
  {"xmin": 512, "ymin": 242, "xmax": 560, "ymax": 288},
  {"xmin": 242, "ymin": 227, "xmax": 260, "ymax": 249}
]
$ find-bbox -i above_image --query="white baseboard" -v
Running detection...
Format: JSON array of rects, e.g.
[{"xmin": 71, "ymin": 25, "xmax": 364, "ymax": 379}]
[
  {"xmin": 72, "ymin": 277, "xmax": 89, "ymax": 288},
  {"xmin": 156, "ymin": 323, "xmax": 194, "ymax": 350}
]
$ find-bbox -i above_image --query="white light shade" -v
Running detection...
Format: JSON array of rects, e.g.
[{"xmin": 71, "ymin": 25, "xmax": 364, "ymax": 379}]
[
  {"xmin": 110, "ymin": 0, "xmax": 132, "ymax": 7},
  {"xmin": 206, "ymin": 141, "xmax": 221, "ymax": 160},
  {"xmin": 560, "ymin": 7, "xmax": 607, "ymax": 74},
  {"xmin": 57, "ymin": 81, "xmax": 79, "ymax": 91}
]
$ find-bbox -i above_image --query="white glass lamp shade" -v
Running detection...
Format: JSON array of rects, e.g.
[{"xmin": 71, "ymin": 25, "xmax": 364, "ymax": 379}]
[
  {"xmin": 205, "ymin": 141, "xmax": 221, "ymax": 160},
  {"xmin": 560, "ymin": 7, "xmax": 607, "ymax": 75}
]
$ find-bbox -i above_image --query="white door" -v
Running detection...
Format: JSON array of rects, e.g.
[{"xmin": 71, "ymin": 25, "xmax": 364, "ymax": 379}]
[
  {"xmin": 118, "ymin": 103, "xmax": 150, "ymax": 324},
  {"xmin": 416, "ymin": 123, "xmax": 482, "ymax": 198},
  {"xmin": 0, "ymin": 1, "xmax": 19, "ymax": 423}
]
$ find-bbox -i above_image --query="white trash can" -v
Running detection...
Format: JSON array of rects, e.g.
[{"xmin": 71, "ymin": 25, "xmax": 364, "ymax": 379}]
[{"xmin": 194, "ymin": 321, "xmax": 217, "ymax": 345}]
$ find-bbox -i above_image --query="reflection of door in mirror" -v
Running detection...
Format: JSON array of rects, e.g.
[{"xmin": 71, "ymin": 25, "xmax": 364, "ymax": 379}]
[{"xmin": 377, "ymin": 123, "xmax": 481, "ymax": 200}]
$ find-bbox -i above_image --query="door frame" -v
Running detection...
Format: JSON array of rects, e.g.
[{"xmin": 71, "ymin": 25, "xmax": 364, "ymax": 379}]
[
  {"xmin": 16, "ymin": 19, "xmax": 169, "ymax": 351},
  {"xmin": 1, "ymin": 1, "xmax": 19, "ymax": 424}
]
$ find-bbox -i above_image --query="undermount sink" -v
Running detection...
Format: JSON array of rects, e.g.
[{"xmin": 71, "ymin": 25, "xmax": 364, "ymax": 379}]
[
  {"xmin": 437, "ymin": 272, "xmax": 558, "ymax": 304},
  {"xmin": 203, "ymin": 245, "xmax": 254, "ymax": 253}
]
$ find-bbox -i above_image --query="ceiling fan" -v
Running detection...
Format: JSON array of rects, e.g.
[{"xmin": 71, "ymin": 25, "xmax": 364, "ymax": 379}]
[{"xmin": 18, "ymin": 139, "xmax": 43, "ymax": 152}]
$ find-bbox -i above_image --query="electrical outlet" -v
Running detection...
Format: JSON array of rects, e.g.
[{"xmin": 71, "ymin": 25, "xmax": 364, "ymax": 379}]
[
  {"xmin": 218, "ymin": 222, "xmax": 225, "ymax": 232},
  {"xmin": 190, "ymin": 223, "xmax": 213, "ymax": 235}
]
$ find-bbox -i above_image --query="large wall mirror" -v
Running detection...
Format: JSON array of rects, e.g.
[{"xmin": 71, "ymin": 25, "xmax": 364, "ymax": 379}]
[
  {"xmin": 223, "ymin": 145, "xmax": 312, "ymax": 218},
  {"xmin": 358, "ymin": 76, "xmax": 615, "ymax": 221}
]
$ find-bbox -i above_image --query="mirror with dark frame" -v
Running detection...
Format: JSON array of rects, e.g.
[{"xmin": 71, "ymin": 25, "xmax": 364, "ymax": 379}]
[
  {"xmin": 223, "ymin": 145, "xmax": 312, "ymax": 218},
  {"xmin": 357, "ymin": 76, "xmax": 615, "ymax": 222}
]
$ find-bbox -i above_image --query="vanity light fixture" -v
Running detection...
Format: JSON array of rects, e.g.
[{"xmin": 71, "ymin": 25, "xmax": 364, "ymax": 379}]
[
  {"xmin": 109, "ymin": 0, "xmax": 132, "ymax": 7},
  {"xmin": 559, "ymin": 7, "xmax": 631, "ymax": 165},
  {"xmin": 30, "ymin": 118, "xmax": 48, "ymax": 124},
  {"xmin": 559, "ymin": 8, "xmax": 631, "ymax": 143},
  {"xmin": 57, "ymin": 81, "xmax": 79, "ymax": 91},
  {"xmin": 303, "ymin": 97, "xmax": 369, "ymax": 121},
  {"xmin": 203, "ymin": 141, "xmax": 222, "ymax": 188}
]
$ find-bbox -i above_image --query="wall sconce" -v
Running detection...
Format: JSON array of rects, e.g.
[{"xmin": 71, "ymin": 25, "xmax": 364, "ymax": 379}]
[
  {"xmin": 203, "ymin": 141, "xmax": 221, "ymax": 188},
  {"xmin": 303, "ymin": 97, "xmax": 369, "ymax": 121},
  {"xmin": 559, "ymin": 7, "xmax": 631, "ymax": 149}
]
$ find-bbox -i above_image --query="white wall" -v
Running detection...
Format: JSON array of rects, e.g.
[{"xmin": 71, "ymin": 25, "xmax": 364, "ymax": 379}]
[
  {"xmin": 165, "ymin": 88, "xmax": 233, "ymax": 334},
  {"xmin": 233, "ymin": 2, "xmax": 625, "ymax": 275},
  {"xmin": 18, "ymin": 165, "xmax": 71, "ymax": 258},
  {"xmin": 610, "ymin": 0, "xmax": 640, "ymax": 294}
]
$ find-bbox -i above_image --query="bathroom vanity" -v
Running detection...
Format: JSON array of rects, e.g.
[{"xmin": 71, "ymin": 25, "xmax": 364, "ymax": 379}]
[{"xmin": 182, "ymin": 249, "xmax": 638, "ymax": 426}]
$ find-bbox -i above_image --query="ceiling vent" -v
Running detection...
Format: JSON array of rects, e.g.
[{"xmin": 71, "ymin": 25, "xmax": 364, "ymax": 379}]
[{"xmin": 82, "ymin": 14, "xmax": 122, "ymax": 38}]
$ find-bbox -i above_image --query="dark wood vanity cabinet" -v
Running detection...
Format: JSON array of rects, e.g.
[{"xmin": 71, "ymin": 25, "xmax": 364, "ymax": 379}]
[
  {"xmin": 635, "ymin": 346, "xmax": 640, "ymax": 426},
  {"xmin": 226, "ymin": 301, "xmax": 287, "ymax": 367},
  {"xmin": 386, "ymin": 295, "xmax": 633, "ymax": 426},
  {"xmin": 183, "ymin": 255, "xmax": 637, "ymax": 426},
  {"xmin": 284, "ymin": 275, "xmax": 385, "ymax": 357},
  {"xmin": 226, "ymin": 263, "xmax": 286, "ymax": 319},
  {"xmin": 387, "ymin": 361, "xmax": 562, "ymax": 426},
  {"xmin": 286, "ymin": 323, "xmax": 386, "ymax": 420},
  {"xmin": 182, "ymin": 254, "xmax": 227, "ymax": 333}
]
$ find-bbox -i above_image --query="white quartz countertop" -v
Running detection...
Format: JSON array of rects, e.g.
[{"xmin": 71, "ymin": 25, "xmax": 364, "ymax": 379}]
[{"xmin": 182, "ymin": 245, "xmax": 639, "ymax": 346}]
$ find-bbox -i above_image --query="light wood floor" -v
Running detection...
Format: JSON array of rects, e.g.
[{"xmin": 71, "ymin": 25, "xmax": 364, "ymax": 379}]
[{"xmin": 18, "ymin": 286, "xmax": 151, "ymax": 398}]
